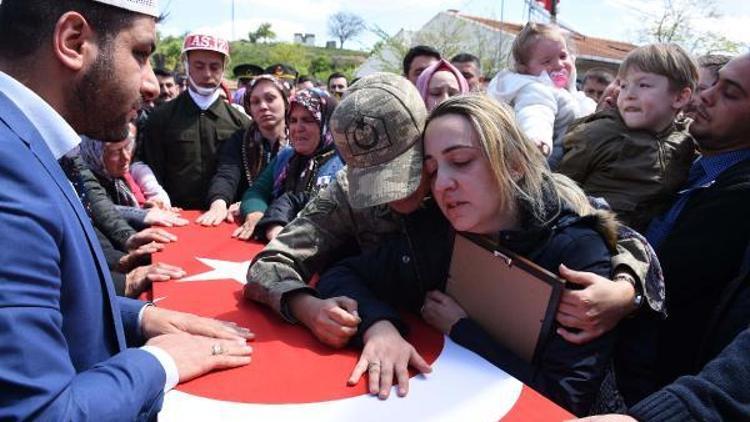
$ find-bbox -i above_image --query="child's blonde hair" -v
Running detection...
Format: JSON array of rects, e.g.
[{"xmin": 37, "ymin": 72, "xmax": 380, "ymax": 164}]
[
  {"xmin": 618, "ymin": 43, "xmax": 698, "ymax": 92},
  {"xmin": 511, "ymin": 22, "xmax": 570, "ymax": 73}
]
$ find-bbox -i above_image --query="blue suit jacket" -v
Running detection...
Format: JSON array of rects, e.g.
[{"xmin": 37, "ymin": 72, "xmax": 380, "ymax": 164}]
[{"xmin": 0, "ymin": 91, "xmax": 165, "ymax": 420}]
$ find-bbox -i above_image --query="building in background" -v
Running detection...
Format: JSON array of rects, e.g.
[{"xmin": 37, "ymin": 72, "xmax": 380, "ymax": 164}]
[{"xmin": 358, "ymin": 10, "xmax": 636, "ymax": 80}]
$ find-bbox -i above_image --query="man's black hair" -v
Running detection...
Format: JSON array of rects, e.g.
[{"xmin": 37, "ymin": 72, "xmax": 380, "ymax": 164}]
[
  {"xmin": 402, "ymin": 45, "xmax": 441, "ymax": 76},
  {"xmin": 0, "ymin": 0, "xmax": 154, "ymax": 60},
  {"xmin": 297, "ymin": 75, "xmax": 313, "ymax": 84},
  {"xmin": 154, "ymin": 68, "xmax": 174, "ymax": 79},
  {"xmin": 327, "ymin": 72, "xmax": 347, "ymax": 85},
  {"xmin": 450, "ymin": 53, "xmax": 480, "ymax": 68}
]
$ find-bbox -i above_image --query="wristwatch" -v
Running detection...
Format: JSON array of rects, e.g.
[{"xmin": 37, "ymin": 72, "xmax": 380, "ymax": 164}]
[{"xmin": 614, "ymin": 272, "xmax": 644, "ymax": 311}]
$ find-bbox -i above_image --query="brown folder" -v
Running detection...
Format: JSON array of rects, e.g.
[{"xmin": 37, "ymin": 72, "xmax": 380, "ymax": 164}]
[{"xmin": 446, "ymin": 233, "xmax": 565, "ymax": 363}]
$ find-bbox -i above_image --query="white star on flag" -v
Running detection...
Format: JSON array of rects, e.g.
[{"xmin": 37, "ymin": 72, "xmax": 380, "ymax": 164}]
[{"xmin": 179, "ymin": 258, "xmax": 251, "ymax": 285}]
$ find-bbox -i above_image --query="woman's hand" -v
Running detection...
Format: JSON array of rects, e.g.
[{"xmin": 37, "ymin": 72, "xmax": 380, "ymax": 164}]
[
  {"xmin": 348, "ymin": 320, "xmax": 432, "ymax": 399},
  {"xmin": 144, "ymin": 207, "xmax": 188, "ymax": 227},
  {"xmin": 231, "ymin": 211, "xmax": 264, "ymax": 240},
  {"xmin": 265, "ymin": 224, "xmax": 284, "ymax": 241},
  {"xmin": 421, "ymin": 290, "xmax": 467, "ymax": 335},
  {"xmin": 226, "ymin": 202, "xmax": 241, "ymax": 224},
  {"xmin": 196, "ymin": 200, "xmax": 229, "ymax": 226},
  {"xmin": 555, "ymin": 264, "xmax": 636, "ymax": 345}
]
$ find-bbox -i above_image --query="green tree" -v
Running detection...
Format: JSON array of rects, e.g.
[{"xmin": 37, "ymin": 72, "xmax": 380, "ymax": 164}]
[
  {"xmin": 248, "ymin": 22, "xmax": 276, "ymax": 44},
  {"xmin": 309, "ymin": 56, "xmax": 332, "ymax": 76},
  {"xmin": 267, "ymin": 43, "xmax": 309, "ymax": 74},
  {"xmin": 151, "ymin": 32, "xmax": 185, "ymax": 71}
]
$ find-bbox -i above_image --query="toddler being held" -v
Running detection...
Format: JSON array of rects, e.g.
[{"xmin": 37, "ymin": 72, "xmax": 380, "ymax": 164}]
[{"xmin": 487, "ymin": 22, "xmax": 595, "ymax": 169}]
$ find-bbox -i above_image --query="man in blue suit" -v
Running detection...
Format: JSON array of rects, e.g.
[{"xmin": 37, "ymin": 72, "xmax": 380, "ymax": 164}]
[{"xmin": 0, "ymin": 1, "xmax": 253, "ymax": 420}]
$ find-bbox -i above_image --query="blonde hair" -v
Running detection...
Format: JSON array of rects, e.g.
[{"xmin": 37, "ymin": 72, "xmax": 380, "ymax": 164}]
[
  {"xmin": 618, "ymin": 43, "xmax": 698, "ymax": 91},
  {"xmin": 511, "ymin": 22, "xmax": 570, "ymax": 73},
  {"xmin": 426, "ymin": 94, "xmax": 591, "ymax": 223}
]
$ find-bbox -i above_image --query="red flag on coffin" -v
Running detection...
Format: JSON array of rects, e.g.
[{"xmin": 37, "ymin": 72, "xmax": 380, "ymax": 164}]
[{"xmin": 151, "ymin": 211, "xmax": 572, "ymax": 420}]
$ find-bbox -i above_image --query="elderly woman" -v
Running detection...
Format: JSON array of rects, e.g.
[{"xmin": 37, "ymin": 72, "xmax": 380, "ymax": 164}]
[
  {"xmin": 317, "ymin": 95, "xmax": 618, "ymax": 416},
  {"xmin": 79, "ymin": 124, "xmax": 186, "ymax": 230},
  {"xmin": 234, "ymin": 88, "xmax": 343, "ymax": 240},
  {"xmin": 415, "ymin": 58, "xmax": 470, "ymax": 111},
  {"xmin": 197, "ymin": 75, "xmax": 290, "ymax": 226}
]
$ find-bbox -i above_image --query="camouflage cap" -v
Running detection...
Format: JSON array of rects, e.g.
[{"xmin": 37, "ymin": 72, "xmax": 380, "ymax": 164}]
[{"xmin": 332, "ymin": 73, "xmax": 427, "ymax": 209}]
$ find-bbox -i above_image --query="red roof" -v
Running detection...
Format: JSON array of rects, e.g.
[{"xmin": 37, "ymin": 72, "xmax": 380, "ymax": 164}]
[{"xmin": 457, "ymin": 13, "xmax": 637, "ymax": 62}]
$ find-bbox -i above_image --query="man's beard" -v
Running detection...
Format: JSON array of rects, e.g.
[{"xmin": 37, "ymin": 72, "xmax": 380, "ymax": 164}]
[{"xmin": 71, "ymin": 45, "xmax": 140, "ymax": 142}]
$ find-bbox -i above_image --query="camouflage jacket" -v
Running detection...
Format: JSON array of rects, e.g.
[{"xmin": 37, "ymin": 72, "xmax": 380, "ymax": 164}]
[
  {"xmin": 244, "ymin": 168, "xmax": 665, "ymax": 322},
  {"xmin": 244, "ymin": 169, "xmax": 402, "ymax": 320}
]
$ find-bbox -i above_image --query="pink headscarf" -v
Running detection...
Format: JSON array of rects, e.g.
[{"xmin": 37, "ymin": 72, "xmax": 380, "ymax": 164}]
[{"xmin": 415, "ymin": 58, "xmax": 470, "ymax": 106}]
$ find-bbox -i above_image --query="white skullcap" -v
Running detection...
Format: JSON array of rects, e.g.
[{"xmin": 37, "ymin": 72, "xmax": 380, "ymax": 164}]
[{"xmin": 91, "ymin": 0, "xmax": 159, "ymax": 17}]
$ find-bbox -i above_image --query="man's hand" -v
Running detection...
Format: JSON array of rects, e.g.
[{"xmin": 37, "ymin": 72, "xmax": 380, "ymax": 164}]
[
  {"xmin": 421, "ymin": 290, "xmax": 467, "ymax": 334},
  {"xmin": 145, "ymin": 333, "xmax": 252, "ymax": 383},
  {"xmin": 124, "ymin": 263, "xmax": 187, "ymax": 298},
  {"xmin": 232, "ymin": 211, "xmax": 264, "ymax": 240},
  {"xmin": 196, "ymin": 200, "xmax": 230, "ymax": 226},
  {"xmin": 555, "ymin": 264, "xmax": 636, "ymax": 345},
  {"xmin": 348, "ymin": 320, "xmax": 432, "ymax": 399},
  {"xmin": 141, "ymin": 306, "xmax": 254, "ymax": 342},
  {"xmin": 125, "ymin": 227, "xmax": 177, "ymax": 251},
  {"xmin": 144, "ymin": 208, "xmax": 188, "ymax": 227},
  {"xmin": 289, "ymin": 293, "xmax": 360, "ymax": 348},
  {"xmin": 118, "ymin": 241, "xmax": 163, "ymax": 273}
]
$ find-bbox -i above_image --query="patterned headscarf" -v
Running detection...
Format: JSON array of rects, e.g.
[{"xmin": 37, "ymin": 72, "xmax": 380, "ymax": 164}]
[
  {"xmin": 287, "ymin": 88, "xmax": 337, "ymax": 151},
  {"xmin": 273, "ymin": 88, "xmax": 339, "ymax": 195}
]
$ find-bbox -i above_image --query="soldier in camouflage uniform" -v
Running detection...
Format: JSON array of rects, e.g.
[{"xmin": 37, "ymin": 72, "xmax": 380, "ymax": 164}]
[
  {"xmin": 244, "ymin": 73, "xmax": 431, "ymax": 347},
  {"xmin": 245, "ymin": 73, "xmax": 665, "ymax": 352}
]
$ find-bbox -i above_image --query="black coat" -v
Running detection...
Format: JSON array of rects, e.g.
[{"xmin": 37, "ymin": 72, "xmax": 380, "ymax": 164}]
[
  {"xmin": 629, "ymin": 321, "xmax": 750, "ymax": 421},
  {"xmin": 318, "ymin": 195, "xmax": 616, "ymax": 416},
  {"xmin": 624, "ymin": 157, "xmax": 750, "ymax": 402}
]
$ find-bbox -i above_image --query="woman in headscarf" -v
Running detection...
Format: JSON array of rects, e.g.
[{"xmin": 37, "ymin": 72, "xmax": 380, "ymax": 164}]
[
  {"xmin": 197, "ymin": 75, "xmax": 290, "ymax": 226},
  {"xmin": 234, "ymin": 88, "xmax": 343, "ymax": 240},
  {"xmin": 415, "ymin": 58, "xmax": 470, "ymax": 112},
  {"xmin": 78, "ymin": 123, "xmax": 186, "ymax": 230}
]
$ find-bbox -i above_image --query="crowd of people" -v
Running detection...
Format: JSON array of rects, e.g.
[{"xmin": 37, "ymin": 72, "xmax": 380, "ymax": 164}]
[{"xmin": 1, "ymin": 0, "xmax": 749, "ymax": 421}]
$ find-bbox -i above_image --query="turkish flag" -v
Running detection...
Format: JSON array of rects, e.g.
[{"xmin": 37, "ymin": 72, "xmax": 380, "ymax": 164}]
[
  {"xmin": 537, "ymin": 0, "xmax": 559, "ymax": 13},
  {"xmin": 152, "ymin": 212, "xmax": 572, "ymax": 420}
]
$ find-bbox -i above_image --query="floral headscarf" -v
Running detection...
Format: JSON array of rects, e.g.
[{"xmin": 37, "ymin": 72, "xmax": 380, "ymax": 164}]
[
  {"xmin": 273, "ymin": 88, "xmax": 339, "ymax": 195},
  {"xmin": 287, "ymin": 88, "xmax": 337, "ymax": 151}
]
